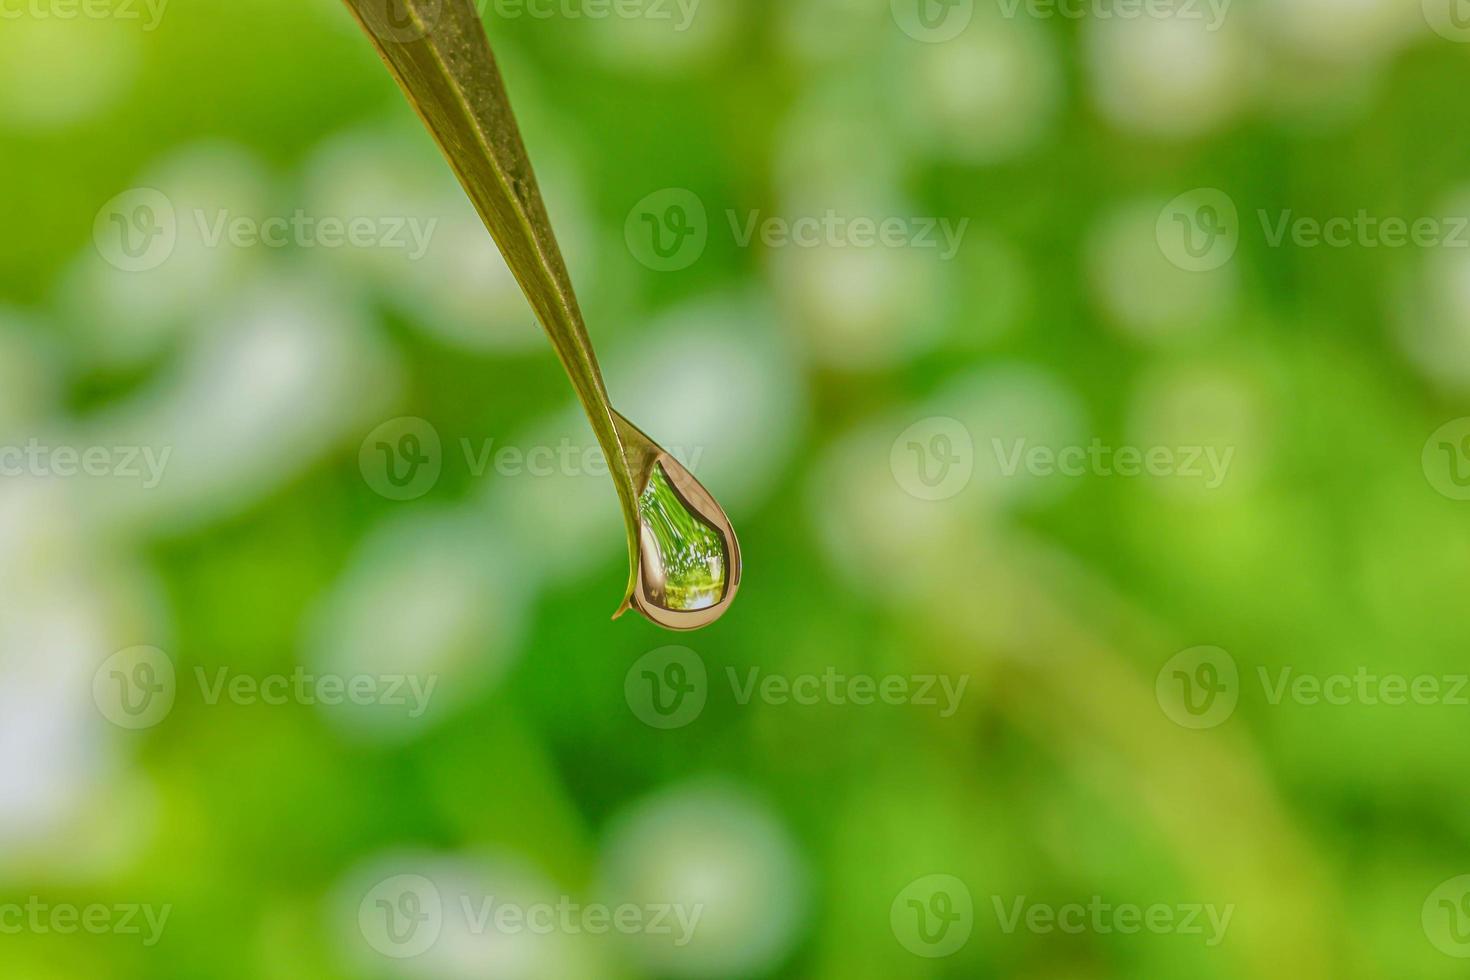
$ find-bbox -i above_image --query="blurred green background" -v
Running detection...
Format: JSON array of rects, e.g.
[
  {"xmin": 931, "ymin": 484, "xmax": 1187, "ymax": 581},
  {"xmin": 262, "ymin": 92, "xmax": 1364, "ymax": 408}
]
[{"xmin": 5, "ymin": 0, "xmax": 1470, "ymax": 976}]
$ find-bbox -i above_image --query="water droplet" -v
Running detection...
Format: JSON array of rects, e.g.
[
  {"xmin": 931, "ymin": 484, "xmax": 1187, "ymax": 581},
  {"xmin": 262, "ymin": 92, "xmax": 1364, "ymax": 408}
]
[{"xmin": 632, "ymin": 458, "xmax": 740, "ymax": 628}]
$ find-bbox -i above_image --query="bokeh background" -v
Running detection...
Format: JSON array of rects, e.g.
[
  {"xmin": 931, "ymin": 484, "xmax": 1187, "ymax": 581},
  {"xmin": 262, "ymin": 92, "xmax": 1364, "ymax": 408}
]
[{"xmin": 5, "ymin": 0, "xmax": 1470, "ymax": 976}]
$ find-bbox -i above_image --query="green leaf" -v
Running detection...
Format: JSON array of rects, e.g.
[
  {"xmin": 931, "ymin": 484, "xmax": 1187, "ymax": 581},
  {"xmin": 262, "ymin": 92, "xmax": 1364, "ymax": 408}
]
[{"xmin": 341, "ymin": 0, "xmax": 645, "ymax": 608}]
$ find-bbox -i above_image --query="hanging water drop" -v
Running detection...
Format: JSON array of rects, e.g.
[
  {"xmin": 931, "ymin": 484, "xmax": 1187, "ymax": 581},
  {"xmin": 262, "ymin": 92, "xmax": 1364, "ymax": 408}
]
[{"xmin": 626, "ymin": 454, "xmax": 741, "ymax": 630}]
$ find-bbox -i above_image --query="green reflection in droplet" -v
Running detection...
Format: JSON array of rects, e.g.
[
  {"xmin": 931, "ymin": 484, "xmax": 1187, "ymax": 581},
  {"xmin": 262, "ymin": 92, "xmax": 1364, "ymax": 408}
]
[{"xmin": 637, "ymin": 462, "xmax": 728, "ymax": 611}]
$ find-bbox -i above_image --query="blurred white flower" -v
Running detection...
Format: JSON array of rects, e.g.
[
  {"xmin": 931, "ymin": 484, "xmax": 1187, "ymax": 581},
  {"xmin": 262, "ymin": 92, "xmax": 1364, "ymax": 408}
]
[
  {"xmin": 0, "ymin": 479, "xmax": 164, "ymax": 872},
  {"xmin": 771, "ymin": 220, "xmax": 953, "ymax": 370},
  {"xmin": 301, "ymin": 125, "xmax": 594, "ymax": 354},
  {"xmin": 59, "ymin": 143, "xmax": 276, "ymax": 369},
  {"xmin": 598, "ymin": 781, "xmax": 808, "ymax": 978},
  {"xmin": 1088, "ymin": 198, "xmax": 1238, "ymax": 343},
  {"xmin": 610, "ymin": 296, "xmax": 806, "ymax": 509},
  {"xmin": 936, "ymin": 364, "xmax": 1089, "ymax": 511},
  {"xmin": 1392, "ymin": 187, "xmax": 1470, "ymax": 390},
  {"xmin": 1085, "ymin": 10, "xmax": 1247, "ymax": 139},
  {"xmin": 304, "ymin": 509, "xmax": 527, "ymax": 743},
  {"xmin": 773, "ymin": 83, "xmax": 908, "ymax": 208},
  {"xmin": 905, "ymin": 17, "xmax": 1061, "ymax": 164},
  {"xmin": 810, "ymin": 364, "xmax": 1084, "ymax": 600},
  {"xmin": 1256, "ymin": 0, "xmax": 1416, "ymax": 65},
  {"xmin": 333, "ymin": 851, "xmax": 605, "ymax": 980},
  {"xmin": 811, "ymin": 418, "xmax": 978, "ymax": 600},
  {"xmin": 1125, "ymin": 359, "xmax": 1269, "ymax": 499},
  {"xmin": 76, "ymin": 274, "xmax": 400, "ymax": 534}
]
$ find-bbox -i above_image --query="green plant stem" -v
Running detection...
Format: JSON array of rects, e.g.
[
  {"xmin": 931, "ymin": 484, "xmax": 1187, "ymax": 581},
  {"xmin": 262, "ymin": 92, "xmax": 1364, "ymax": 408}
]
[{"xmin": 342, "ymin": 0, "xmax": 643, "ymax": 606}]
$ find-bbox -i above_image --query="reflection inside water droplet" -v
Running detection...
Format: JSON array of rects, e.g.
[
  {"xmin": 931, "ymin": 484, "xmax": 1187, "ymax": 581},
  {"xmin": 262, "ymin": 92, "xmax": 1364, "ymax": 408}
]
[{"xmin": 637, "ymin": 462, "xmax": 728, "ymax": 612}]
